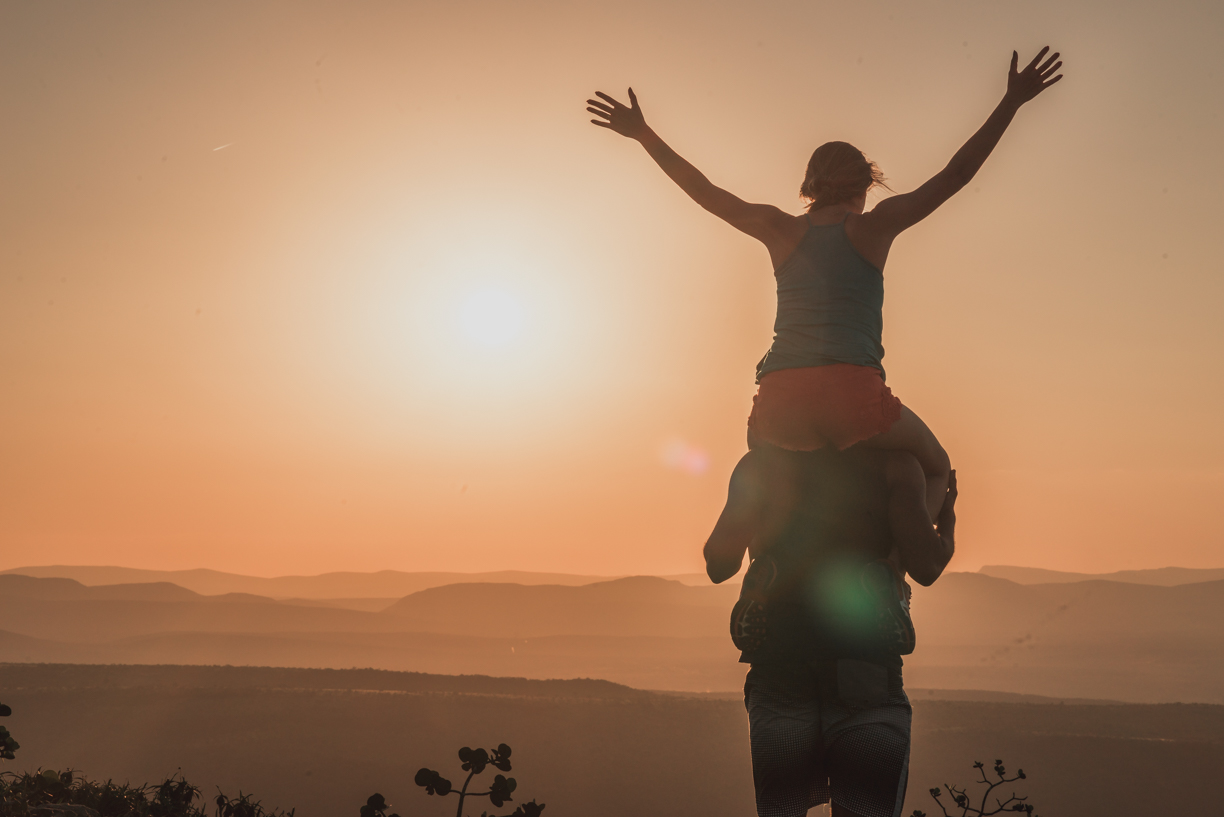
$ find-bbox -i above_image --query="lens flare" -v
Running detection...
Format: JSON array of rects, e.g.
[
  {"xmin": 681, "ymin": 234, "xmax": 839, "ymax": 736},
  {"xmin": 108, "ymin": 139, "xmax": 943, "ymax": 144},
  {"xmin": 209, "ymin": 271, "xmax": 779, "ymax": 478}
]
[{"xmin": 661, "ymin": 437, "xmax": 710, "ymax": 476}]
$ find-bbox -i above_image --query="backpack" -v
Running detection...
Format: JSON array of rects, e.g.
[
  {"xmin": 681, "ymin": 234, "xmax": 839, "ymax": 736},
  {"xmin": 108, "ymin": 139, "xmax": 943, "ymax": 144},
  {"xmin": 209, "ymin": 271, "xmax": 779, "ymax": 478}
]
[{"xmin": 730, "ymin": 555, "xmax": 915, "ymax": 656}]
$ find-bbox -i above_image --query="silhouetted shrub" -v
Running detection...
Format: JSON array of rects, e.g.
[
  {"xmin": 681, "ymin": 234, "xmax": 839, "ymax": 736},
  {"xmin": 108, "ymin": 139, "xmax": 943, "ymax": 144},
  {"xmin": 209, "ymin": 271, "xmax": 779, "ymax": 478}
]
[
  {"xmin": 366, "ymin": 742, "xmax": 544, "ymax": 817},
  {"xmin": 911, "ymin": 759, "xmax": 1036, "ymax": 817},
  {"xmin": 213, "ymin": 790, "xmax": 295, "ymax": 817},
  {"xmin": 0, "ymin": 769, "xmax": 295, "ymax": 817},
  {"xmin": 0, "ymin": 701, "xmax": 295, "ymax": 816},
  {"xmin": 359, "ymin": 792, "xmax": 396, "ymax": 817},
  {"xmin": 0, "ymin": 701, "xmax": 18, "ymax": 761}
]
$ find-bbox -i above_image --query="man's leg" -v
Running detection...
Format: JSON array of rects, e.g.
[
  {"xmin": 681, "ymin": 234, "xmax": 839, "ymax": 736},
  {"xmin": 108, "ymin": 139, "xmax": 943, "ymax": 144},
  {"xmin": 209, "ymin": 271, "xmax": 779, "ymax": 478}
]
[
  {"xmin": 820, "ymin": 670, "xmax": 912, "ymax": 817},
  {"xmin": 831, "ymin": 805, "xmax": 868, "ymax": 817},
  {"xmin": 744, "ymin": 664, "xmax": 830, "ymax": 817}
]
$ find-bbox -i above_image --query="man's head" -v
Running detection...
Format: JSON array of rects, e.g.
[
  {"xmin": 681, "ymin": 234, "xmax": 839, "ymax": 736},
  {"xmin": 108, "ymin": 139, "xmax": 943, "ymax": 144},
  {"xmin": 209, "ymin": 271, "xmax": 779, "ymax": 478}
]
[
  {"xmin": 704, "ymin": 445, "xmax": 954, "ymax": 588},
  {"xmin": 704, "ymin": 445, "xmax": 894, "ymax": 583}
]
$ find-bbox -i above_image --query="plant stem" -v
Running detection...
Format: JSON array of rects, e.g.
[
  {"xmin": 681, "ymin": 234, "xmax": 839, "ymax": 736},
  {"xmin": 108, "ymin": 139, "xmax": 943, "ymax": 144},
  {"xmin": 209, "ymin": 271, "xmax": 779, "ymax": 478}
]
[{"xmin": 456, "ymin": 770, "xmax": 476, "ymax": 817}]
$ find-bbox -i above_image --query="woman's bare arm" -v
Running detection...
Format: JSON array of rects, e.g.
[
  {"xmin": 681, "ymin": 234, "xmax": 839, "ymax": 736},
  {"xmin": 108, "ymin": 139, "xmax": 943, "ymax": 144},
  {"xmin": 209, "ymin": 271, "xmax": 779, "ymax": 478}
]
[
  {"xmin": 865, "ymin": 47, "xmax": 1064, "ymax": 239},
  {"xmin": 588, "ymin": 88, "xmax": 790, "ymax": 244}
]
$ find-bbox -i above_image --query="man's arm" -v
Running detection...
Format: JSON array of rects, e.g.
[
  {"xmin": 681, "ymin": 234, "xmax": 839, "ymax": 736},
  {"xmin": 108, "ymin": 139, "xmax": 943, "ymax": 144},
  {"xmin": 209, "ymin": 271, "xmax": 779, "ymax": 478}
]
[
  {"xmin": 703, "ymin": 452, "xmax": 770, "ymax": 584},
  {"xmin": 885, "ymin": 454, "xmax": 956, "ymax": 586}
]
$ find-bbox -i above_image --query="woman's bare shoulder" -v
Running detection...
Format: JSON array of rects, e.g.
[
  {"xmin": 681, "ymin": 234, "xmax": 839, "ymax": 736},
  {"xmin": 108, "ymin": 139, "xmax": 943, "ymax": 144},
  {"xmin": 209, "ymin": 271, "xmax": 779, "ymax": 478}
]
[
  {"xmin": 763, "ymin": 211, "xmax": 813, "ymax": 270},
  {"xmin": 843, "ymin": 211, "xmax": 892, "ymax": 271}
]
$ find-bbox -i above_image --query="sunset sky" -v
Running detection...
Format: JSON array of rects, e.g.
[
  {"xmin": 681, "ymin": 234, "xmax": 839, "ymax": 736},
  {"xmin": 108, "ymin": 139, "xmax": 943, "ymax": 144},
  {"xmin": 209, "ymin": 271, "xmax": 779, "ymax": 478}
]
[{"xmin": 2, "ymin": 0, "xmax": 1222, "ymax": 578}]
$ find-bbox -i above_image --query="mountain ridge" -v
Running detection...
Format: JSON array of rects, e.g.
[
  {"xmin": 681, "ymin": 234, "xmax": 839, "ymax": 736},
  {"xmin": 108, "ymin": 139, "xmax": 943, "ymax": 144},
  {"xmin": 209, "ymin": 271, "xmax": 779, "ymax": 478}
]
[
  {"xmin": 978, "ymin": 564, "xmax": 1224, "ymax": 586},
  {"xmin": 0, "ymin": 565, "xmax": 715, "ymax": 598},
  {"xmin": 2, "ymin": 572, "xmax": 1223, "ymax": 701}
]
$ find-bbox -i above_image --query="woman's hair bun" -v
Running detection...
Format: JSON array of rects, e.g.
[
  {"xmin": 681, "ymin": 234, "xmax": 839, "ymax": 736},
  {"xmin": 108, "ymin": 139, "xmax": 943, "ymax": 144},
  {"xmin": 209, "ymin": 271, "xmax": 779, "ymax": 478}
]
[{"xmin": 800, "ymin": 141, "xmax": 890, "ymax": 210}]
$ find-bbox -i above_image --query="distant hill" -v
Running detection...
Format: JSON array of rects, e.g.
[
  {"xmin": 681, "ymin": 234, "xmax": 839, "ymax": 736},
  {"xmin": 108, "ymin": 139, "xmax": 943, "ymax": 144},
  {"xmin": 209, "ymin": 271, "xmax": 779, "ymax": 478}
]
[
  {"xmin": 0, "ymin": 565, "xmax": 718, "ymax": 598},
  {"xmin": 0, "ymin": 574, "xmax": 736, "ymax": 642},
  {"xmin": 978, "ymin": 565, "xmax": 1224, "ymax": 586},
  {"xmin": 910, "ymin": 573, "xmax": 1224, "ymax": 644},
  {"xmin": 379, "ymin": 576, "xmax": 739, "ymax": 638},
  {"xmin": 0, "ymin": 574, "xmax": 203, "ymax": 602},
  {"xmin": 0, "ymin": 575, "xmax": 395, "ymax": 641},
  {"xmin": 0, "ymin": 629, "xmax": 746, "ymax": 692}
]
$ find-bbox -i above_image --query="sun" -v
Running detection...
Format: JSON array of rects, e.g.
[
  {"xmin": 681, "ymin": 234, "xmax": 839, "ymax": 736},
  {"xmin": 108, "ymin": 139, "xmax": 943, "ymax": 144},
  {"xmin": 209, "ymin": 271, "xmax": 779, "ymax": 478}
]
[{"xmin": 458, "ymin": 287, "xmax": 526, "ymax": 350}]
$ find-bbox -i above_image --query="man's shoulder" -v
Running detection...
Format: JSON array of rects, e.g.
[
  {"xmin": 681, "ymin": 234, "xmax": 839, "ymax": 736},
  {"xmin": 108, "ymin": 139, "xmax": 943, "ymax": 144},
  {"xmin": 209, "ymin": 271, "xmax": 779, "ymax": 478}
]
[
  {"xmin": 799, "ymin": 447, "xmax": 894, "ymax": 488},
  {"xmin": 876, "ymin": 449, "xmax": 924, "ymax": 488},
  {"xmin": 736, "ymin": 445, "xmax": 920, "ymax": 503}
]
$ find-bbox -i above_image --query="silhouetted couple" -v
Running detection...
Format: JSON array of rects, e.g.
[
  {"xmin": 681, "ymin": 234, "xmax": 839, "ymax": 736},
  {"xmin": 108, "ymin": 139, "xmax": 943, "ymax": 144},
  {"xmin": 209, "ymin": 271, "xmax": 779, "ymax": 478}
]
[
  {"xmin": 587, "ymin": 41, "xmax": 1067, "ymax": 817},
  {"xmin": 589, "ymin": 44, "xmax": 1063, "ymax": 817}
]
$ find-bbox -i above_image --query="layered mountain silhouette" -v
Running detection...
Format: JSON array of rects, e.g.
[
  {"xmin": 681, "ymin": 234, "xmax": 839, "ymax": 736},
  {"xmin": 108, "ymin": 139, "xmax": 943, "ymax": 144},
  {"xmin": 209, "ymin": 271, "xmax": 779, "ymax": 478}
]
[
  {"xmin": 0, "ymin": 565, "xmax": 711, "ymax": 598},
  {"xmin": 379, "ymin": 576, "xmax": 737, "ymax": 637},
  {"xmin": 979, "ymin": 565, "xmax": 1224, "ymax": 586},
  {"xmin": 2, "ymin": 569, "xmax": 1222, "ymax": 702},
  {"xmin": 0, "ymin": 574, "xmax": 736, "ymax": 640}
]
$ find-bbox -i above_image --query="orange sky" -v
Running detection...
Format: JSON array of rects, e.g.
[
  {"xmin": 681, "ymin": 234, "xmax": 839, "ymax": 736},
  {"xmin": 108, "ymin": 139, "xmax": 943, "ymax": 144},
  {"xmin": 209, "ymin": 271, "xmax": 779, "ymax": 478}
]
[{"xmin": 2, "ymin": 0, "xmax": 1222, "ymax": 577}]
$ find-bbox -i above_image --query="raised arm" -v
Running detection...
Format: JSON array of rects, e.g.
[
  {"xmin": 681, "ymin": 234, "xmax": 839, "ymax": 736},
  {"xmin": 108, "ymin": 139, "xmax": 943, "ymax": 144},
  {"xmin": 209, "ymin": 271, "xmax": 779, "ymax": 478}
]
[
  {"xmin": 885, "ymin": 454, "xmax": 956, "ymax": 587},
  {"xmin": 588, "ymin": 88, "xmax": 789, "ymax": 244},
  {"xmin": 865, "ymin": 47, "xmax": 1064, "ymax": 239}
]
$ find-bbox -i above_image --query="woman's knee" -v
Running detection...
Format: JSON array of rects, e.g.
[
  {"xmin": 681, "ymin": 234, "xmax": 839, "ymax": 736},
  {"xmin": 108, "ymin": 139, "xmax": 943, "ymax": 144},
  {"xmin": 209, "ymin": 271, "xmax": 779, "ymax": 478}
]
[
  {"xmin": 908, "ymin": 427, "xmax": 950, "ymax": 478},
  {"xmin": 926, "ymin": 440, "xmax": 951, "ymax": 476}
]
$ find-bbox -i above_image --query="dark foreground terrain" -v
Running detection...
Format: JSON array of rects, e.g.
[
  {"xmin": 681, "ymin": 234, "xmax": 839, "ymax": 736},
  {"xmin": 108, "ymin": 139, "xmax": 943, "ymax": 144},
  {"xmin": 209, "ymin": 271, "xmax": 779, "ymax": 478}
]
[{"xmin": 2, "ymin": 664, "xmax": 1220, "ymax": 816}]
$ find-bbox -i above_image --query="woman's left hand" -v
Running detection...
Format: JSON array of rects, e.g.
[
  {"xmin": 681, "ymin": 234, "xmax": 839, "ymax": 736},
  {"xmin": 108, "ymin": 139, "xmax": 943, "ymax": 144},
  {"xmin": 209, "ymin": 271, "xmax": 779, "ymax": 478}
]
[
  {"xmin": 587, "ymin": 88, "xmax": 649, "ymax": 141},
  {"xmin": 1005, "ymin": 46, "xmax": 1064, "ymax": 106}
]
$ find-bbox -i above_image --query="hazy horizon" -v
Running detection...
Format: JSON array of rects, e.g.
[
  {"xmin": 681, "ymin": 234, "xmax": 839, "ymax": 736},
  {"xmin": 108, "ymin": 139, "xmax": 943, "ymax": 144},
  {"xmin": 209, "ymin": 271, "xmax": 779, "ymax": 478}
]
[
  {"xmin": 4, "ymin": 0, "xmax": 1223, "ymax": 578},
  {"xmin": 3, "ymin": 560, "xmax": 1223, "ymax": 581}
]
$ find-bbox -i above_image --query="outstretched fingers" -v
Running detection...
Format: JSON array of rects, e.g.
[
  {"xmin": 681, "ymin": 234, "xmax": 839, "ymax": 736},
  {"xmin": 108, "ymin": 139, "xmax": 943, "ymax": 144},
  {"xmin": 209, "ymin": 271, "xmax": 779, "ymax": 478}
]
[
  {"xmin": 586, "ymin": 87, "xmax": 646, "ymax": 139},
  {"xmin": 1025, "ymin": 46, "xmax": 1051, "ymax": 71},
  {"xmin": 594, "ymin": 91, "xmax": 626, "ymax": 108},
  {"xmin": 1041, "ymin": 63, "xmax": 1063, "ymax": 86},
  {"xmin": 1007, "ymin": 46, "xmax": 1065, "ymax": 102}
]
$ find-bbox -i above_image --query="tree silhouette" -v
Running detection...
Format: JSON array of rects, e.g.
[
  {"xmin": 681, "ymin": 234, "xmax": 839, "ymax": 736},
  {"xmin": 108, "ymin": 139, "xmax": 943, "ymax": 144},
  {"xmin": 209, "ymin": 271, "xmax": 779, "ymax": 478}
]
[
  {"xmin": 911, "ymin": 759, "xmax": 1037, "ymax": 817},
  {"xmin": 365, "ymin": 743, "xmax": 544, "ymax": 817}
]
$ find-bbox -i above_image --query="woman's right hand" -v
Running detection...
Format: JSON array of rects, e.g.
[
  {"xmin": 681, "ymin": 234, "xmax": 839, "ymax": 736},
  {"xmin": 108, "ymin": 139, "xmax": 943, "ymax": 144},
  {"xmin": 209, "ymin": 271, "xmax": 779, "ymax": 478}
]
[
  {"xmin": 1005, "ymin": 46, "xmax": 1064, "ymax": 107},
  {"xmin": 587, "ymin": 88, "xmax": 649, "ymax": 141}
]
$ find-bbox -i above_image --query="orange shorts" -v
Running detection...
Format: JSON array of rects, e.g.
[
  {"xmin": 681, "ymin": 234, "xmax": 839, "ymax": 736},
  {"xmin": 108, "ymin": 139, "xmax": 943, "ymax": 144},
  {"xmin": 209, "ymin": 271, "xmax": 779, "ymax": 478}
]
[{"xmin": 747, "ymin": 364, "xmax": 903, "ymax": 452}]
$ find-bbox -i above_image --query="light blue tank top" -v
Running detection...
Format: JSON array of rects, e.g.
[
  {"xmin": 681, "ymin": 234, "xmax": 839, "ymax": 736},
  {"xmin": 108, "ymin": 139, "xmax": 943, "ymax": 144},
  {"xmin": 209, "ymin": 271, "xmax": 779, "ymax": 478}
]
[{"xmin": 755, "ymin": 219, "xmax": 885, "ymax": 383}]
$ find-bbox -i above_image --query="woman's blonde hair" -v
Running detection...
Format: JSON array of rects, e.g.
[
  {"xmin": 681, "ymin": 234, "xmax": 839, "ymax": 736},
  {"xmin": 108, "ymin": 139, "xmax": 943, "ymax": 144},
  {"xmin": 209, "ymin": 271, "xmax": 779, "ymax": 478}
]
[{"xmin": 800, "ymin": 141, "xmax": 890, "ymax": 210}]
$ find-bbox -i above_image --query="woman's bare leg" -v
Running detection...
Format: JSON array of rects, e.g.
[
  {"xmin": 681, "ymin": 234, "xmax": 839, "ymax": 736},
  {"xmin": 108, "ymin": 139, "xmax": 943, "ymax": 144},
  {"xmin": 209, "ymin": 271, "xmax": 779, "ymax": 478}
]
[{"xmin": 859, "ymin": 406, "xmax": 951, "ymax": 519}]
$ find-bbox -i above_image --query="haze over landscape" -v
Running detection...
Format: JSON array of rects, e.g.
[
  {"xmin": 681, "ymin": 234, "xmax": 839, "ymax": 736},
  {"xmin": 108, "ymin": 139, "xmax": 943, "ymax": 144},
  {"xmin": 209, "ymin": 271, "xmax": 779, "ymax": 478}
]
[{"xmin": 3, "ymin": 0, "xmax": 1223, "ymax": 814}]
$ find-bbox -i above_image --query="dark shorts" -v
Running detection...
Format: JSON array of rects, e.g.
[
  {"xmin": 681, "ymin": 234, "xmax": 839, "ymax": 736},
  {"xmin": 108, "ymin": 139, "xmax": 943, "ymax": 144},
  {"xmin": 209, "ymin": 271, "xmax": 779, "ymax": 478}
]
[
  {"xmin": 747, "ymin": 364, "xmax": 903, "ymax": 452},
  {"xmin": 745, "ymin": 660, "xmax": 911, "ymax": 817}
]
